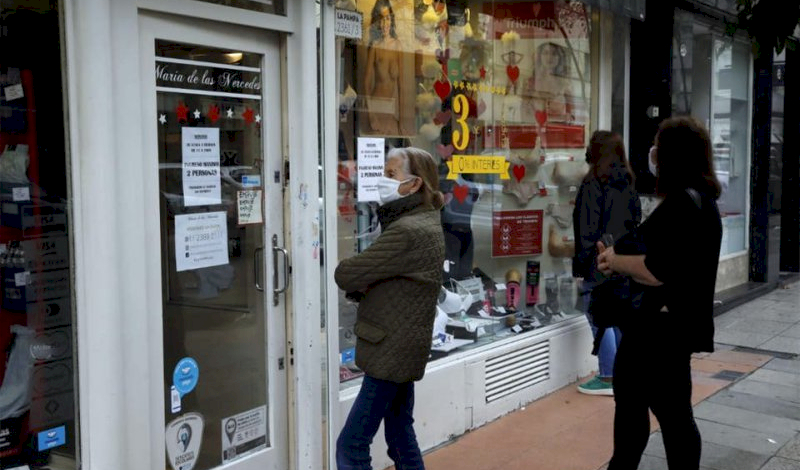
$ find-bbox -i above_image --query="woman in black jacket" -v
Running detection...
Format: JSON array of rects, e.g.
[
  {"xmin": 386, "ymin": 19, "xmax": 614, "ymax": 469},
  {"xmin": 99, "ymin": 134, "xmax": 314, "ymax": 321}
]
[
  {"xmin": 572, "ymin": 131, "xmax": 641, "ymax": 396},
  {"xmin": 598, "ymin": 117, "xmax": 722, "ymax": 469}
]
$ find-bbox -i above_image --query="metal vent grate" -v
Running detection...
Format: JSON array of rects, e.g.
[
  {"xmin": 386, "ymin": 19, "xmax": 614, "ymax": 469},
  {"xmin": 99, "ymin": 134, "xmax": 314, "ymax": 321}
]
[{"xmin": 485, "ymin": 340, "xmax": 550, "ymax": 403}]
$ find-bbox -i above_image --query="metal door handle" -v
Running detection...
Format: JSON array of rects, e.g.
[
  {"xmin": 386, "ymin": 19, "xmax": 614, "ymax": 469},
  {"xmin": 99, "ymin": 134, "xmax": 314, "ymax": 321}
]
[
  {"xmin": 272, "ymin": 234, "xmax": 289, "ymax": 306},
  {"xmin": 254, "ymin": 247, "xmax": 264, "ymax": 292}
]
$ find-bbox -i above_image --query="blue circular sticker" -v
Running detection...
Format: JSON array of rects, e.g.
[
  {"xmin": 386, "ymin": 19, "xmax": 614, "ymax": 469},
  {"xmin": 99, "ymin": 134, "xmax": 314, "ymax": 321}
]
[{"xmin": 173, "ymin": 357, "xmax": 199, "ymax": 397}]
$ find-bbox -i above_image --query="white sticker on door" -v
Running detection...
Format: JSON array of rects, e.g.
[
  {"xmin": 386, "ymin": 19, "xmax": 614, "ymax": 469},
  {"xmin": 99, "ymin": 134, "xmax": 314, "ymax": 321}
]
[
  {"xmin": 221, "ymin": 405, "xmax": 267, "ymax": 464},
  {"xmin": 237, "ymin": 190, "xmax": 263, "ymax": 225},
  {"xmin": 166, "ymin": 412, "xmax": 204, "ymax": 470},
  {"xmin": 174, "ymin": 211, "xmax": 229, "ymax": 272}
]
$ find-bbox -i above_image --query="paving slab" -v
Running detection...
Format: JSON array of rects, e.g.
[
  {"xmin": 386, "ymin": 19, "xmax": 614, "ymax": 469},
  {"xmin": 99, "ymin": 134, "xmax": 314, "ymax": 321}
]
[
  {"xmin": 725, "ymin": 318, "xmax": 795, "ymax": 336},
  {"xmin": 747, "ymin": 368, "xmax": 800, "ymax": 388},
  {"xmin": 708, "ymin": 389, "xmax": 800, "ymax": 421},
  {"xmin": 764, "ymin": 358, "xmax": 800, "ymax": 374},
  {"xmin": 759, "ymin": 336, "xmax": 800, "ymax": 355},
  {"xmin": 715, "ymin": 330, "xmax": 776, "ymax": 349},
  {"xmin": 695, "ymin": 419, "xmax": 792, "ymax": 455},
  {"xmin": 730, "ymin": 379, "xmax": 800, "ymax": 405},
  {"xmin": 779, "ymin": 325, "xmax": 800, "ymax": 339},
  {"xmin": 693, "ymin": 401, "xmax": 800, "ymax": 433},
  {"xmin": 777, "ymin": 434, "xmax": 800, "ymax": 461},
  {"xmin": 759, "ymin": 456, "xmax": 800, "ymax": 470}
]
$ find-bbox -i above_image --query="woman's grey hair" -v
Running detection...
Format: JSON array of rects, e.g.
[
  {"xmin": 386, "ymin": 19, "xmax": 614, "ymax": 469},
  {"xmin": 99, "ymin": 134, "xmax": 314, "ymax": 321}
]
[{"xmin": 386, "ymin": 147, "xmax": 445, "ymax": 209}]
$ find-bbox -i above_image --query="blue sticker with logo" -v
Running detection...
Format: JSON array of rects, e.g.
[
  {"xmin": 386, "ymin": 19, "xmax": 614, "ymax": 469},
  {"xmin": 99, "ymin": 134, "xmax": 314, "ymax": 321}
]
[
  {"xmin": 37, "ymin": 426, "xmax": 66, "ymax": 451},
  {"xmin": 173, "ymin": 357, "xmax": 200, "ymax": 397},
  {"xmin": 241, "ymin": 175, "xmax": 262, "ymax": 188},
  {"xmin": 340, "ymin": 347, "xmax": 355, "ymax": 364}
]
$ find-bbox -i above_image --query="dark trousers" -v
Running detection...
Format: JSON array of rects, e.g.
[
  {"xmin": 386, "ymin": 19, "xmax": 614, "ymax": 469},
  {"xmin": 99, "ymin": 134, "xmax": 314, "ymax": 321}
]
[
  {"xmin": 336, "ymin": 375, "xmax": 425, "ymax": 470},
  {"xmin": 607, "ymin": 336, "xmax": 701, "ymax": 470}
]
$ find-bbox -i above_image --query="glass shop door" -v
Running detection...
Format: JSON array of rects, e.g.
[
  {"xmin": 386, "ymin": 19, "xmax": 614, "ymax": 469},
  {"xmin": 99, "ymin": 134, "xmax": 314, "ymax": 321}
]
[{"xmin": 140, "ymin": 13, "xmax": 289, "ymax": 470}]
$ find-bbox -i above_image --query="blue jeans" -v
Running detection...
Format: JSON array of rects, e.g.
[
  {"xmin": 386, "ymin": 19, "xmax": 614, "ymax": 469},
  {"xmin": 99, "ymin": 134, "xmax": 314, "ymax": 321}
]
[
  {"xmin": 336, "ymin": 375, "xmax": 425, "ymax": 470},
  {"xmin": 580, "ymin": 289, "xmax": 622, "ymax": 378}
]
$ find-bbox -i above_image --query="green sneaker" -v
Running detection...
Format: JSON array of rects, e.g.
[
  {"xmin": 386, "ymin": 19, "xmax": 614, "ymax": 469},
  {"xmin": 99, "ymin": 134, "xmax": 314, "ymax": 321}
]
[{"xmin": 577, "ymin": 376, "xmax": 614, "ymax": 396}]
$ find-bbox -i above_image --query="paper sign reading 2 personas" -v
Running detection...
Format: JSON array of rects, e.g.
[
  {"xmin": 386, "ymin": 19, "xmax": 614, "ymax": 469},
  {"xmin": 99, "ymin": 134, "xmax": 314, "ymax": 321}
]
[
  {"xmin": 182, "ymin": 127, "xmax": 221, "ymax": 206},
  {"xmin": 357, "ymin": 137, "xmax": 385, "ymax": 202},
  {"xmin": 174, "ymin": 212, "xmax": 229, "ymax": 272}
]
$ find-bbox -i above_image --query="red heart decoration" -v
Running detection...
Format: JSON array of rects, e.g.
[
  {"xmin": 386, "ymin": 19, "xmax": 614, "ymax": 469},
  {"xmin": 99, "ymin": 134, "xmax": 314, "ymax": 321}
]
[
  {"xmin": 507, "ymin": 65, "xmax": 520, "ymax": 84},
  {"xmin": 512, "ymin": 164, "xmax": 526, "ymax": 182},
  {"xmin": 434, "ymin": 110, "xmax": 452, "ymax": 125},
  {"xmin": 535, "ymin": 110, "xmax": 548, "ymax": 126},
  {"xmin": 434, "ymin": 79, "xmax": 451, "ymax": 100},
  {"xmin": 532, "ymin": 3, "xmax": 541, "ymax": 16},
  {"xmin": 453, "ymin": 184, "xmax": 469, "ymax": 203},
  {"xmin": 436, "ymin": 144, "xmax": 455, "ymax": 159}
]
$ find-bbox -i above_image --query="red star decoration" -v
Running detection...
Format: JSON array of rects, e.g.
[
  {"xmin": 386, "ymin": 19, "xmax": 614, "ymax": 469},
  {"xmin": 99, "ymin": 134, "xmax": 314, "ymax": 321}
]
[
  {"xmin": 176, "ymin": 102, "xmax": 189, "ymax": 123},
  {"xmin": 208, "ymin": 105, "xmax": 220, "ymax": 123},
  {"xmin": 242, "ymin": 107, "xmax": 255, "ymax": 123},
  {"xmin": 480, "ymin": 66, "xmax": 486, "ymax": 79}
]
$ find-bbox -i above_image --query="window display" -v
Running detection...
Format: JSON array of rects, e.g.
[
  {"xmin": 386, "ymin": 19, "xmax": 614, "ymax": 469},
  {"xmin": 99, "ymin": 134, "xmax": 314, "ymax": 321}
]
[
  {"xmin": 671, "ymin": 11, "xmax": 751, "ymax": 256},
  {"xmin": 0, "ymin": 3, "xmax": 77, "ymax": 469},
  {"xmin": 335, "ymin": 0, "xmax": 597, "ymax": 385}
]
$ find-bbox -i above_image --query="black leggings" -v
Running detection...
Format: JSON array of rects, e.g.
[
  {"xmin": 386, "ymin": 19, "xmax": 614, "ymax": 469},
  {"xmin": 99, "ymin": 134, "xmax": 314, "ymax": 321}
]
[{"xmin": 607, "ymin": 337, "xmax": 701, "ymax": 470}]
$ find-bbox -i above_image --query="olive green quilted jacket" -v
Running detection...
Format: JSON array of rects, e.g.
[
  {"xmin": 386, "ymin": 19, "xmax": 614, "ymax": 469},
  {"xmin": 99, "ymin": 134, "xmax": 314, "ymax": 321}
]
[{"xmin": 335, "ymin": 194, "xmax": 445, "ymax": 383}]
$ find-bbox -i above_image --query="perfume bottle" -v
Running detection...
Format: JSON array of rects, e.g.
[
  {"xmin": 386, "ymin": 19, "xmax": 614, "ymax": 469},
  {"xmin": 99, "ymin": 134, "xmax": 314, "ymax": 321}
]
[{"xmin": 525, "ymin": 260, "xmax": 540, "ymax": 306}]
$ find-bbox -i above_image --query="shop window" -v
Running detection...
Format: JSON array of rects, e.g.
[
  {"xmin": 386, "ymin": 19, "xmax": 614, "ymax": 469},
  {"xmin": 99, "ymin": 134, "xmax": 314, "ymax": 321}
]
[
  {"xmin": 0, "ymin": 3, "xmax": 78, "ymax": 469},
  {"xmin": 334, "ymin": 0, "xmax": 598, "ymax": 386},
  {"xmin": 193, "ymin": 0, "xmax": 285, "ymax": 15},
  {"xmin": 672, "ymin": 11, "xmax": 751, "ymax": 256}
]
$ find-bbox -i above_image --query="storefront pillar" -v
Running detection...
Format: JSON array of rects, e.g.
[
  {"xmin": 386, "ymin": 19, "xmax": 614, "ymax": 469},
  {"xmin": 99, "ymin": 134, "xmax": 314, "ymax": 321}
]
[
  {"xmin": 66, "ymin": 0, "xmax": 128, "ymax": 468},
  {"xmin": 749, "ymin": 44, "xmax": 776, "ymax": 283},
  {"xmin": 781, "ymin": 39, "xmax": 799, "ymax": 273}
]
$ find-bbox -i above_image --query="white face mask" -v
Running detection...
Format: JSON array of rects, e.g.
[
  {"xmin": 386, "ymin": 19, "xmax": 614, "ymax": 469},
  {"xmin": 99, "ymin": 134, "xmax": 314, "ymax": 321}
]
[
  {"xmin": 376, "ymin": 176, "xmax": 414, "ymax": 205},
  {"xmin": 648, "ymin": 146, "xmax": 658, "ymax": 177}
]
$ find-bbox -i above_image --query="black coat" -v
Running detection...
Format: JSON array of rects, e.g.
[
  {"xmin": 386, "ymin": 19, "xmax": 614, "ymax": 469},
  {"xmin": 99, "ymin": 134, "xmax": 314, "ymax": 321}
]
[{"xmin": 572, "ymin": 164, "xmax": 641, "ymax": 283}]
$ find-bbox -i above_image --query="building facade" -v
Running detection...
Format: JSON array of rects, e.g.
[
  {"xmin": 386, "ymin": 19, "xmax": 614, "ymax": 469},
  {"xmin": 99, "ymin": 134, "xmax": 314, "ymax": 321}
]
[{"xmin": 0, "ymin": 1, "xmax": 795, "ymax": 470}]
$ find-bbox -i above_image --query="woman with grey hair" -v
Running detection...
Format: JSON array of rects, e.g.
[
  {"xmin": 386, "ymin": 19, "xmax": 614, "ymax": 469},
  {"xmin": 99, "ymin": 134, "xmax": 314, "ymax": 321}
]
[{"xmin": 335, "ymin": 147, "xmax": 445, "ymax": 469}]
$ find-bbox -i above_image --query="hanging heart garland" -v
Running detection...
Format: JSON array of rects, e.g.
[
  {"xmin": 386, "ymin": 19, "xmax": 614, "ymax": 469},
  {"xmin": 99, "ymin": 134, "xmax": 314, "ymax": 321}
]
[
  {"xmin": 433, "ymin": 78, "xmax": 451, "ymax": 100},
  {"xmin": 535, "ymin": 110, "xmax": 548, "ymax": 127},
  {"xmin": 453, "ymin": 184, "xmax": 469, "ymax": 203},
  {"xmin": 512, "ymin": 164, "xmax": 526, "ymax": 182},
  {"xmin": 506, "ymin": 65, "xmax": 520, "ymax": 84}
]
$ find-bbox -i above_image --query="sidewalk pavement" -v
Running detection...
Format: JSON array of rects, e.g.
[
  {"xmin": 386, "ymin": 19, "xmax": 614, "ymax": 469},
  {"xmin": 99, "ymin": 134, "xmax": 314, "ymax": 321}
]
[{"xmin": 409, "ymin": 280, "xmax": 800, "ymax": 470}]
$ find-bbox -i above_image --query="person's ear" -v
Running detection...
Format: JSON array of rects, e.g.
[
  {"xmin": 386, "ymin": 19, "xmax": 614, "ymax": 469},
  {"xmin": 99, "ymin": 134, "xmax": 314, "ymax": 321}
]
[{"xmin": 407, "ymin": 176, "xmax": 423, "ymax": 194}]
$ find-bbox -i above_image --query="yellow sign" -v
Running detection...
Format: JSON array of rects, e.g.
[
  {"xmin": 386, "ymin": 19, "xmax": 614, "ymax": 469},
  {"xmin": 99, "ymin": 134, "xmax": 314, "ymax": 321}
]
[{"xmin": 446, "ymin": 155, "xmax": 510, "ymax": 180}]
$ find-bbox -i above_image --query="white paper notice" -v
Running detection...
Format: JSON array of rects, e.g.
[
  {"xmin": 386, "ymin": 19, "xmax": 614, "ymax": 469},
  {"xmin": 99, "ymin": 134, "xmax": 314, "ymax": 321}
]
[
  {"xmin": 237, "ymin": 190, "xmax": 263, "ymax": 225},
  {"xmin": 4, "ymin": 84, "xmax": 24, "ymax": 101},
  {"xmin": 357, "ymin": 137, "xmax": 385, "ymax": 202},
  {"xmin": 182, "ymin": 127, "xmax": 221, "ymax": 206},
  {"xmin": 12, "ymin": 186, "xmax": 30, "ymax": 201},
  {"xmin": 222, "ymin": 405, "xmax": 267, "ymax": 464},
  {"xmin": 174, "ymin": 212, "xmax": 229, "ymax": 272}
]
